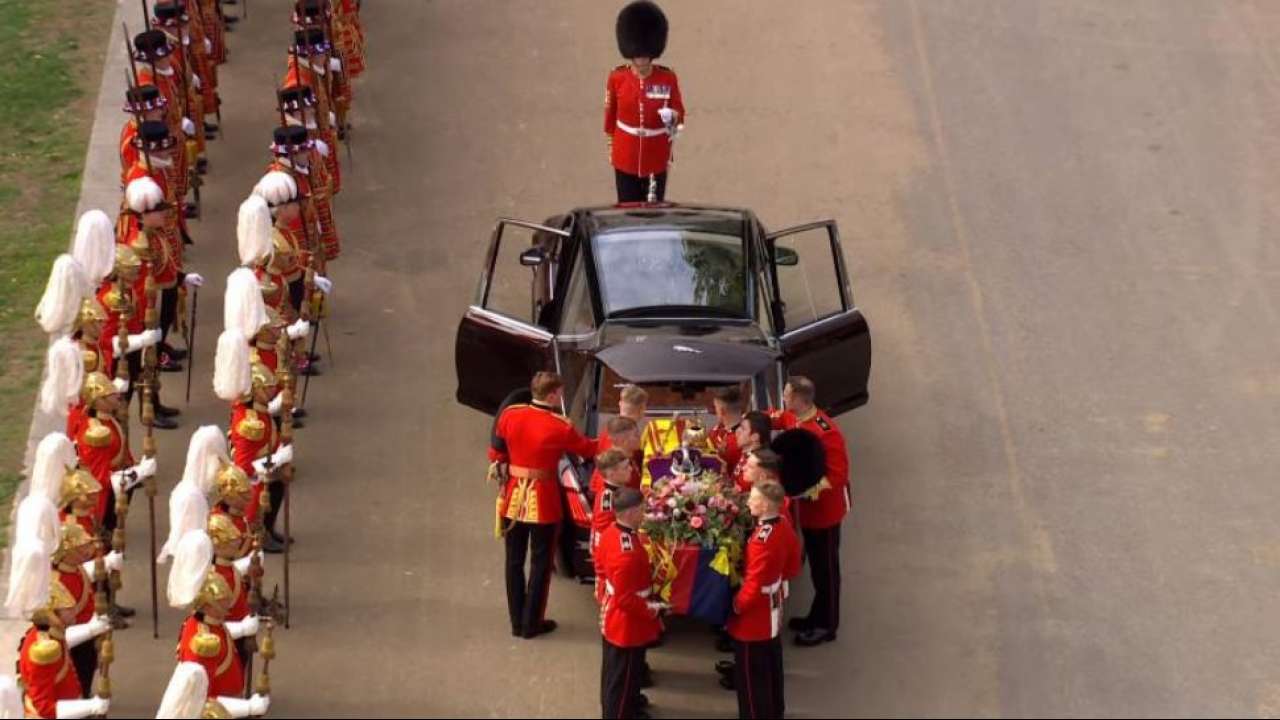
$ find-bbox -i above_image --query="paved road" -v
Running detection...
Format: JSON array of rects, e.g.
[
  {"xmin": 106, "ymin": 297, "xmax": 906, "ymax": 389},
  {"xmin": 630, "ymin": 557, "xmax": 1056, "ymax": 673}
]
[{"xmin": 90, "ymin": 0, "xmax": 1280, "ymax": 716}]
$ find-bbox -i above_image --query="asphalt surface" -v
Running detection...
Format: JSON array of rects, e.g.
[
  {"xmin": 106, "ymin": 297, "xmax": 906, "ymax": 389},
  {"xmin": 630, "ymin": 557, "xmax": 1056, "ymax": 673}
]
[{"xmin": 65, "ymin": 0, "xmax": 1280, "ymax": 716}]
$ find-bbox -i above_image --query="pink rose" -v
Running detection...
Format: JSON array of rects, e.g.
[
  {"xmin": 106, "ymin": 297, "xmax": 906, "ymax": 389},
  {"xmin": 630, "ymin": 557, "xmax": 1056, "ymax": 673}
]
[
  {"xmin": 690, "ymin": 516, "xmax": 705, "ymax": 529},
  {"xmin": 696, "ymin": 504, "xmax": 707, "ymax": 515}
]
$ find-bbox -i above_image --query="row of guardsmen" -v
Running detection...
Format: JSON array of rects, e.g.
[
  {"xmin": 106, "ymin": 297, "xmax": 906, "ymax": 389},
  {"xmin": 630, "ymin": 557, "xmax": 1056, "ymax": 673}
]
[
  {"xmin": 488, "ymin": 369, "xmax": 851, "ymax": 720},
  {"xmin": 13, "ymin": 0, "xmax": 367, "ymax": 716}
]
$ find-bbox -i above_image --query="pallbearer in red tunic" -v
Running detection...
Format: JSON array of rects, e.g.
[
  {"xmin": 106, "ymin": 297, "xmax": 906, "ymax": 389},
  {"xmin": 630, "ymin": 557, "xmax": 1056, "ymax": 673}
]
[
  {"xmin": 769, "ymin": 375, "xmax": 850, "ymax": 646},
  {"xmin": 723, "ymin": 480, "xmax": 797, "ymax": 720},
  {"xmin": 605, "ymin": 1, "xmax": 685, "ymax": 202},
  {"xmin": 596, "ymin": 487, "xmax": 664, "ymax": 720},
  {"xmin": 488, "ymin": 371, "xmax": 598, "ymax": 638},
  {"xmin": 591, "ymin": 416, "xmax": 643, "ymax": 498},
  {"xmin": 709, "ymin": 386, "xmax": 746, "ymax": 471}
]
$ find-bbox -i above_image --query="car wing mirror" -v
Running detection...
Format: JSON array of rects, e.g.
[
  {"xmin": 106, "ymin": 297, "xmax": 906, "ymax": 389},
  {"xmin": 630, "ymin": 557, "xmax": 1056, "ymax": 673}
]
[
  {"xmin": 775, "ymin": 247, "xmax": 799, "ymax": 266},
  {"xmin": 519, "ymin": 247, "xmax": 547, "ymax": 267}
]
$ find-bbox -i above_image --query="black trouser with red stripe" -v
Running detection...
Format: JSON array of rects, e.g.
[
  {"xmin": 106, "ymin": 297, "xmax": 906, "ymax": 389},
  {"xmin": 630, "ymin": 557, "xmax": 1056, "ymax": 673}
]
[
  {"xmin": 601, "ymin": 639, "xmax": 647, "ymax": 719},
  {"xmin": 801, "ymin": 524, "xmax": 841, "ymax": 632},
  {"xmin": 504, "ymin": 520, "xmax": 557, "ymax": 636},
  {"xmin": 733, "ymin": 636, "xmax": 784, "ymax": 719}
]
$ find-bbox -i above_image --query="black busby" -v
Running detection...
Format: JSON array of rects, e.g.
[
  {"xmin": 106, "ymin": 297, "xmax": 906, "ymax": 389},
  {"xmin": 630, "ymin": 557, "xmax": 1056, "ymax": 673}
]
[
  {"xmin": 770, "ymin": 429, "xmax": 827, "ymax": 498},
  {"xmin": 277, "ymin": 86, "xmax": 317, "ymax": 112},
  {"xmin": 616, "ymin": 1, "xmax": 668, "ymax": 59},
  {"xmin": 271, "ymin": 125, "xmax": 312, "ymax": 157},
  {"xmin": 132, "ymin": 30, "xmax": 172, "ymax": 62},
  {"xmin": 133, "ymin": 120, "xmax": 178, "ymax": 152},
  {"xmin": 123, "ymin": 84, "xmax": 167, "ymax": 114}
]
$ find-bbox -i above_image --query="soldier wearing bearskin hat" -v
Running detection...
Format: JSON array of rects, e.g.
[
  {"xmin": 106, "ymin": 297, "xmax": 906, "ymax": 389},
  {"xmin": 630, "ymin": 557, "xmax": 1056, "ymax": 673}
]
[{"xmin": 605, "ymin": 1, "xmax": 685, "ymax": 203}]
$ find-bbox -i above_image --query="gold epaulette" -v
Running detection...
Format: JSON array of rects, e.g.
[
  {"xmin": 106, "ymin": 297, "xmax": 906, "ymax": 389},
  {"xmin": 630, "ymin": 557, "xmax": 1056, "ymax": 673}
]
[
  {"xmin": 236, "ymin": 409, "xmax": 266, "ymax": 443},
  {"xmin": 82, "ymin": 418, "xmax": 112, "ymax": 448},
  {"xmin": 29, "ymin": 634, "xmax": 61, "ymax": 665},
  {"xmin": 190, "ymin": 625, "xmax": 222, "ymax": 658},
  {"xmin": 101, "ymin": 287, "xmax": 129, "ymax": 314}
]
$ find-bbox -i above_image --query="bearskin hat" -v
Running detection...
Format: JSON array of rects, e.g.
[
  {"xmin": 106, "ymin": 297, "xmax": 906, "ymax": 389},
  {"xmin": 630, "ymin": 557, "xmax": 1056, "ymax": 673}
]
[
  {"xmin": 770, "ymin": 428, "xmax": 827, "ymax": 498},
  {"xmin": 616, "ymin": 1, "xmax": 668, "ymax": 59}
]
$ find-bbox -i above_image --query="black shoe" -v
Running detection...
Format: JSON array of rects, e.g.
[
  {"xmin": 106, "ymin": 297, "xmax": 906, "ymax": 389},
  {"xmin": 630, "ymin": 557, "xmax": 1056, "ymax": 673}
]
[
  {"xmin": 522, "ymin": 619, "xmax": 557, "ymax": 639},
  {"xmin": 158, "ymin": 353, "xmax": 184, "ymax": 372},
  {"xmin": 634, "ymin": 692, "xmax": 649, "ymax": 709},
  {"xmin": 715, "ymin": 635, "xmax": 733, "ymax": 653},
  {"xmin": 292, "ymin": 407, "xmax": 308, "ymax": 419},
  {"xmin": 184, "ymin": 203, "xmax": 199, "ymax": 219},
  {"xmin": 261, "ymin": 534, "xmax": 285, "ymax": 554},
  {"xmin": 788, "ymin": 615, "xmax": 814, "ymax": 632},
  {"xmin": 291, "ymin": 417, "xmax": 306, "ymax": 429},
  {"xmin": 154, "ymin": 403, "xmax": 181, "ymax": 418},
  {"xmin": 197, "ymin": 157, "xmax": 209, "ymax": 174},
  {"xmin": 161, "ymin": 344, "xmax": 188, "ymax": 361},
  {"xmin": 308, "ymin": 352, "xmax": 321, "ymax": 362},
  {"xmin": 270, "ymin": 530, "xmax": 295, "ymax": 545},
  {"xmin": 113, "ymin": 604, "xmax": 137, "ymax": 618},
  {"xmin": 204, "ymin": 122, "xmax": 219, "ymax": 134},
  {"xmin": 718, "ymin": 675, "xmax": 735, "ymax": 691},
  {"xmin": 715, "ymin": 660, "xmax": 734, "ymax": 676},
  {"xmin": 794, "ymin": 628, "xmax": 837, "ymax": 647},
  {"xmin": 337, "ymin": 125, "xmax": 348, "ymax": 141},
  {"xmin": 151, "ymin": 414, "xmax": 179, "ymax": 430}
]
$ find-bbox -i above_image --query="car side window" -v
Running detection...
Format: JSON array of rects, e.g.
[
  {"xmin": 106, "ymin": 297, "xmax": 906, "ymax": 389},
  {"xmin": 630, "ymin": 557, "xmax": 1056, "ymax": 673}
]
[
  {"xmin": 560, "ymin": 254, "xmax": 595, "ymax": 335},
  {"xmin": 773, "ymin": 226, "xmax": 845, "ymax": 330},
  {"xmin": 484, "ymin": 224, "xmax": 547, "ymax": 326}
]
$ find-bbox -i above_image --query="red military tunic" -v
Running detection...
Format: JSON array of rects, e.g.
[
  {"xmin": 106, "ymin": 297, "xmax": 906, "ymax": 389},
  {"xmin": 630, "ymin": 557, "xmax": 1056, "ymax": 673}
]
[
  {"xmin": 604, "ymin": 64, "xmax": 684, "ymax": 178},
  {"xmin": 135, "ymin": 64, "xmax": 192, "ymax": 198},
  {"xmin": 19, "ymin": 628, "xmax": 82, "ymax": 718},
  {"xmin": 176, "ymin": 616, "xmax": 243, "ymax": 699},
  {"xmin": 771, "ymin": 408, "xmax": 850, "ymax": 530},
  {"xmin": 726, "ymin": 516, "xmax": 798, "ymax": 642},
  {"xmin": 98, "ymin": 275, "xmax": 148, "ymax": 347},
  {"xmin": 589, "ymin": 431, "xmax": 642, "ymax": 497},
  {"xmin": 708, "ymin": 421, "xmax": 743, "ymax": 471},
  {"xmin": 266, "ymin": 158, "xmax": 337, "ymax": 265},
  {"xmin": 332, "ymin": 0, "xmax": 366, "ymax": 78},
  {"xmin": 596, "ymin": 522, "xmax": 661, "ymax": 648},
  {"xmin": 212, "ymin": 560, "xmax": 250, "ymax": 623},
  {"xmin": 56, "ymin": 565, "xmax": 96, "ymax": 626},
  {"xmin": 119, "ymin": 118, "xmax": 141, "ymax": 189},
  {"xmin": 76, "ymin": 416, "xmax": 131, "ymax": 523},
  {"xmin": 229, "ymin": 401, "xmax": 277, "ymax": 522},
  {"xmin": 488, "ymin": 402, "xmax": 597, "ymax": 525}
]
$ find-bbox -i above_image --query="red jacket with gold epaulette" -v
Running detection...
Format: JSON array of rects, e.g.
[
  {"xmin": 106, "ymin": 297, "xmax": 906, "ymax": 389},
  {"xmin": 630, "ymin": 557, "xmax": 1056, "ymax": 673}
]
[
  {"xmin": 120, "ymin": 162, "xmax": 184, "ymax": 288},
  {"xmin": 604, "ymin": 64, "xmax": 685, "ymax": 177},
  {"xmin": 57, "ymin": 565, "xmax": 96, "ymax": 626},
  {"xmin": 727, "ymin": 516, "xmax": 798, "ymax": 642},
  {"xmin": 489, "ymin": 402, "xmax": 597, "ymax": 525},
  {"xmin": 212, "ymin": 560, "xmax": 250, "ymax": 623},
  {"xmin": 76, "ymin": 415, "xmax": 132, "ymax": 523},
  {"xmin": 771, "ymin": 408, "xmax": 850, "ymax": 530},
  {"xmin": 60, "ymin": 509, "xmax": 98, "ymax": 544},
  {"xmin": 176, "ymin": 615, "xmax": 243, "ymax": 698},
  {"xmin": 596, "ymin": 522, "xmax": 662, "ymax": 648},
  {"xmin": 229, "ymin": 401, "xmax": 277, "ymax": 522},
  {"xmin": 19, "ymin": 627, "xmax": 82, "ymax": 718}
]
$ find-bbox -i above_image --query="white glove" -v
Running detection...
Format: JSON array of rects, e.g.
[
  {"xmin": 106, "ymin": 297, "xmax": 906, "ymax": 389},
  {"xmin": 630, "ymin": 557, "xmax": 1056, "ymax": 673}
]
[
  {"xmin": 286, "ymin": 319, "xmax": 311, "ymax": 340},
  {"xmin": 315, "ymin": 138, "xmax": 331, "ymax": 157},
  {"xmin": 313, "ymin": 275, "xmax": 333, "ymax": 295},
  {"xmin": 65, "ymin": 615, "xmax": 110, "ymax": 648},
  {"xmin": 184, "ymin": 272, "xmax": 205, "ymax": 288},
  {"xmin": 80, "ymin": 551, "xmax": 122, "ymax": 578},
  {"xmin": 329, "ymin": 111, "xmax": 337, "ymax": 126},
  {"xmin": 233, "ymin": 551, "xmax": 258, "ymax": 576},
  {"xmin": 134, "ymin": 455, "xmax": 158, "ymax": 480},
  {"xmin": 55, "ymin": 697, "xmax": 109, "ymax": 719},
  {"xmin": 267, "ymin": 393, "xmax": 284, "ymax": 417},
  {"xmin": 203, "ymin": 37, "xmax": 212, "ymax": 53},
  {"xmin": 182, "ymin": 116, "xmax": 197, "ymax": 137},
  {"xmin": 192, "ymin": 73, "xmax": 202, "ymax": 90},
  {"xmin": 114, "ymin": 327, "xmax": 161, "ymax": 354},
  {"xmin": 251, "ymin": 457, "xmax": 272, "ymax": 478},
  {"xmin": 270, "ymin": 444, "xmax": 294, "ymax": 467},
  {"xmin": 329, "ymin": 56, "xmax": 343, "ymax": 72},
  {"xmin": 658, "ymin": 107, "xmax": 678, "ymax": 126},
  {"xmin": 226, "ymin": 615, "xmax": 260, "ymax": 640},
  {"xmin": 112, "ymin": 377, "xmax": 130, "ymax": 395},
  {"xmin": 214, "ymin": 695, "xmax": 267, "ymax": 719}
]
